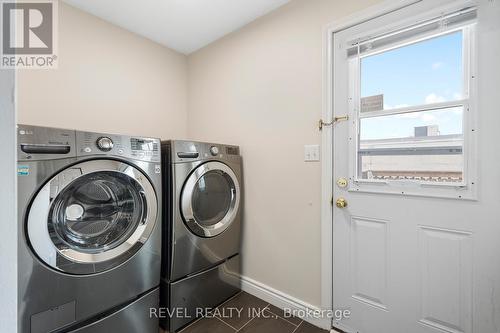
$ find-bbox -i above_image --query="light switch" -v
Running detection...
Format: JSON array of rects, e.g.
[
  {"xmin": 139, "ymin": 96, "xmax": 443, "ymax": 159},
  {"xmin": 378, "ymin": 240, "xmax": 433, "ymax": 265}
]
[{"xmin": 304, "ymin": 145, "xmax": 320, "ymax": 162}]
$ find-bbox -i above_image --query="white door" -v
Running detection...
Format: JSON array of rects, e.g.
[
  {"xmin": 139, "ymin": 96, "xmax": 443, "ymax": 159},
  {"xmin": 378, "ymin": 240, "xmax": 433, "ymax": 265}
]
[{"xmin": 332, "ymin": 1, "xmax": 500, "ymax": 332}]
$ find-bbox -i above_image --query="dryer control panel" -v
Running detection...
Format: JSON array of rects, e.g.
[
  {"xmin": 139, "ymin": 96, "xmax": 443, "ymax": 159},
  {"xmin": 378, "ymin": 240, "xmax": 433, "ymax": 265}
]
[
  {"xmin": 169, "ymin": 140, "xmax": 240, "ymax": 164},
  {"xmin": 76, "ymin": 131, "xmax": 160, "ymax": 162}
]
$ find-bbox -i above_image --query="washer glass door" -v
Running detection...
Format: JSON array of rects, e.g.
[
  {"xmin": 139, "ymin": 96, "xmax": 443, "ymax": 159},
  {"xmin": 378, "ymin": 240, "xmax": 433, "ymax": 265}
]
[
  {"xmin": 181, "ymin": 161, "xmax": 240, "ymax": 237},
  {"xmin": 27, "ymin": 160, "xmax": 157, "ymax": 275}
]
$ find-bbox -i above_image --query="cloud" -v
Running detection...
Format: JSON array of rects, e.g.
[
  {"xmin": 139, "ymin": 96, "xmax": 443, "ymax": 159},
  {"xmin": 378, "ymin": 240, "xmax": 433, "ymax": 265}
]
[
  {"xmin": 421, "ymin": 113, "xmax": 436, "ymax": 122},
  {"xmin": 425, "ymin": 93, "xmax": 446, "ymax": 104},
  {"xmin": 453, "ymin": 92, "xmax": 462, "ymax": 100},
  {"xmin": 432, "ymin": 62, "xmax": 444, "ymax": 70},
  {"xmin": 398, "ymin": 113, "xmax": 420, "ymax": 119},
  {"xmin": 397, "ymin": 112, "xmax": 436, "ymax": 122}
]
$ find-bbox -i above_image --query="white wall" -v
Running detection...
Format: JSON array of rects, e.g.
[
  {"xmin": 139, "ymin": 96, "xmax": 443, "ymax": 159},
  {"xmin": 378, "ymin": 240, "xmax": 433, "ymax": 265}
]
[
  {"xmin": 0, "ymin": 69, "xmax": 17, "ymax": 332},
  {"xmin": 187, "ymin": 0, "xmax": 380, "ymax": 306},
  {"xmin": 17, "ymin": 2, "xmax": 188, "ymax": 139}
]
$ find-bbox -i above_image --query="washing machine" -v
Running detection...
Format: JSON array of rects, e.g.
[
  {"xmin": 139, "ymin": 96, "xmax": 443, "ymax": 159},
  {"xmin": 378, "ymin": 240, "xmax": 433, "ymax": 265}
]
[
  {"xmin": 160, "ymin": 140, "xmax": 242, "ymax": 332},
  {"xmin": 17, "ymin": 124, "xmax": 162, "ymax": 333}
]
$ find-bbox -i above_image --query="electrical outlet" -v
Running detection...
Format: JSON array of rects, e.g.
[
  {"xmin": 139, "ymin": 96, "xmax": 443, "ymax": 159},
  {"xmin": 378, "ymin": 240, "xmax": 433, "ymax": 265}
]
[{"xmin": 304, "ymin": 145, "xmax": 320, "ymax": 162}]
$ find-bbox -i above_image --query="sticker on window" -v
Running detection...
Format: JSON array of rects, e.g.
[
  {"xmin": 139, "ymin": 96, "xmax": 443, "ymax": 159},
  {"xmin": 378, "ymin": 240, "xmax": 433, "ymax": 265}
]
[{"xmin": 361, "ymin": 94, "xmax": 384, "ymax": 113}]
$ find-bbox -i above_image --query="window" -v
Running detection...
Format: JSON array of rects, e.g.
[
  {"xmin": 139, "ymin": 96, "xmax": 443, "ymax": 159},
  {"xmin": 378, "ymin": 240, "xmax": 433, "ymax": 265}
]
[
  {"xmin": 360, "ymin": 31, "xmax": 464, "ymax": 110},
  {"xmin": 348, "ymin": 9, "xmax": 475, "ymax": 186}
]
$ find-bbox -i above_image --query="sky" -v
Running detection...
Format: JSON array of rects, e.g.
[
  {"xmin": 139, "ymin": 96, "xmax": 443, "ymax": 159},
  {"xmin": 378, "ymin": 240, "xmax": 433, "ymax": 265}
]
[{"xmin": 359, "ymin": 31, "xmax": 464, "ymax": 141}]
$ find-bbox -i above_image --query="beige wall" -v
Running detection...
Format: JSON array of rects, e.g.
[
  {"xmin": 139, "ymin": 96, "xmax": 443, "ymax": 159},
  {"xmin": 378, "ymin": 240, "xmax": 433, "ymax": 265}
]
[
  {"xmin": 187, "ymin": 0, "xmax": 380, "ymax": 306},
  {"xmin": 16, "ymin": 0, "xmax": 384, "ymax": 308},
  {"xmin": 18, "ymin": 2, "xmax": 188, "ymax": 139}
]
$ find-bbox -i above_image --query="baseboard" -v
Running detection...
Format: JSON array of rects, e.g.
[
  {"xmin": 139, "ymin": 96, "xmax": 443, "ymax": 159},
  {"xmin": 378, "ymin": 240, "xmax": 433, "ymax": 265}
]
[{"xmin": 239, "ymin": 275, "xmax": 332, "ymax": 330}]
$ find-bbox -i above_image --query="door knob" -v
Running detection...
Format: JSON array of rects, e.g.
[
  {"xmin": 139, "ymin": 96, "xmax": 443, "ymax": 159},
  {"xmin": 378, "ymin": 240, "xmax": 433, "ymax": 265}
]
[{"xmin": 336, "ymin": 197, "xmax": 348, "ymax": 208}]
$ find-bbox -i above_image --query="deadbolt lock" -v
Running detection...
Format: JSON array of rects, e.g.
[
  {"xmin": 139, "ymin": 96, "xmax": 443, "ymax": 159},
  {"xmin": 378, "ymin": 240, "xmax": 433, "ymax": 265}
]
[
  {"xmin": 335, "ymin": 197, "xmax": 348, "ymax": 209},
  {"xmin": 336, "ymin": 177, "xmax": 348, "ymax": 188}
]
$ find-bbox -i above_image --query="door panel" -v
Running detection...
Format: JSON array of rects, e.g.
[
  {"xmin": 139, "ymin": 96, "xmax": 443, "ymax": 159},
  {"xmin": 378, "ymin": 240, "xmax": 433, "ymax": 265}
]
[
  {"xmin": 351, "ymin": 217, "xmax": 389, "ymax": 310},
  {"xmin": 332, "ymin": 1, "xmax": 500, "ymax": 332},
  {"xmin": 418, "ymin": 226, "xmax": 472, "ymax": 333}
]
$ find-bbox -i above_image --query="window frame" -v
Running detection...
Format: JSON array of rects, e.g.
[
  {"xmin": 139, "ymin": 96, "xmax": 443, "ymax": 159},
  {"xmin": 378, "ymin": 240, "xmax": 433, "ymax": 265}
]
[{"xmin": 347, "ymin": 20, "xmax": 477, "ymax": 199}]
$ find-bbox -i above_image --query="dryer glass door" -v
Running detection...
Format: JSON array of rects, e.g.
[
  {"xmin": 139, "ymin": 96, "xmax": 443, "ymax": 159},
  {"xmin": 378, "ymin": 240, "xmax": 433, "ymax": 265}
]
[
  {"xmin": 27, "ymin": 159, "xmax": 157, "ymax": 275},
  {"xmin": 182, "ymin": 161, "xmax": 240, "ymax": 237}
]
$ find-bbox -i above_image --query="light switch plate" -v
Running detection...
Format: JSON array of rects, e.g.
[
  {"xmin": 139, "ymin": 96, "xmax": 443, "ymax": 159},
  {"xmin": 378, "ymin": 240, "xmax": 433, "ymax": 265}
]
[{"xmin": 304, "ymin": 145, "xmax": 320, "ymax": 162}]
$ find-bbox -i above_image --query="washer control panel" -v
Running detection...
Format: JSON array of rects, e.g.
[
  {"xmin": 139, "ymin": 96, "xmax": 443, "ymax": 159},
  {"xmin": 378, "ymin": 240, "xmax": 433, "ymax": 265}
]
[{"xmin": 77, "ymin": 131, "xmax": 160, "ymax": 162}]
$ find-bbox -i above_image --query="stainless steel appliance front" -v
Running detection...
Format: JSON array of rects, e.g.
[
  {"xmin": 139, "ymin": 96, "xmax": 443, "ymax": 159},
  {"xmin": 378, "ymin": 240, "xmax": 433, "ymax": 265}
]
[
  {"xmin": 166, "ymin": 140, "xmax": 242, "ymax": 280},
  {"xmin": 17, "ymin": 125, "xmax": 161, "ymax": 332},
  {"xmin": 161, "ymin": 140, "xmax": 243, "ymax": 332}
]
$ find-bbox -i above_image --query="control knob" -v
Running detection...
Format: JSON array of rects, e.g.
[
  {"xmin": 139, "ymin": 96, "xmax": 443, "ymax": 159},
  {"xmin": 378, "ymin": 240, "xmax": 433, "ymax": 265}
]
[
  {"xmin": 96, "ymin": 137, "xmax": 114, "ymax": 152},
  {"xmin": 209, "ymin": 146, "xmax": 219, "ymax": 156}
]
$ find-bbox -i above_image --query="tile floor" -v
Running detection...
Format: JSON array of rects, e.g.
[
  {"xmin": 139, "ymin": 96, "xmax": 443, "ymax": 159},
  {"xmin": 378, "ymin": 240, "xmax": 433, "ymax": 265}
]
[{"xmin": 161, "ymin": 291, "xmax": 330, "ymax": 333}]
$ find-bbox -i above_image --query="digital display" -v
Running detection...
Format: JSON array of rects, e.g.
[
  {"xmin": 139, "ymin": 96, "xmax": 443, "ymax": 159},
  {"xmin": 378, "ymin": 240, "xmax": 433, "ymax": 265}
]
[
  {"xmin": 226, "ymin": 146, "xmax": 239, "ymax": 155},
  {"xmin": 130, "ymin": 138, "xmax": 158, "ymax": 152}
]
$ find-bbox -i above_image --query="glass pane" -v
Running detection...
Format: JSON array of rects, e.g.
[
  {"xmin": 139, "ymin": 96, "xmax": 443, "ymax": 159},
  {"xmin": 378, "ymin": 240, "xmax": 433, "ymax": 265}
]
[
  {"xmin": 49, "ymin": 171, "xmax": 144, "ymax": 252},
  {"xmin": 192, "ymin": 170, "xmax": 234, "ymax": 227},
  {"xmin": 360, "ymin": 31, "xmax": 463, "ymax": 112},
  {"xmin": 358, "ymin": 107, "xmax": 464, "ymax": 182}
]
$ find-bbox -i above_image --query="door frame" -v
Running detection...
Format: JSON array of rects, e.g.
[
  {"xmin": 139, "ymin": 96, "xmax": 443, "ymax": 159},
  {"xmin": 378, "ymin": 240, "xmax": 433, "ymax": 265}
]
[
  {"xmin": 319, "ymin": 0, "xmax": 471, "ymax": 323},
  {"xmin": 0, "ymin": 59, "xmax": 17, "ymax": 333}
]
